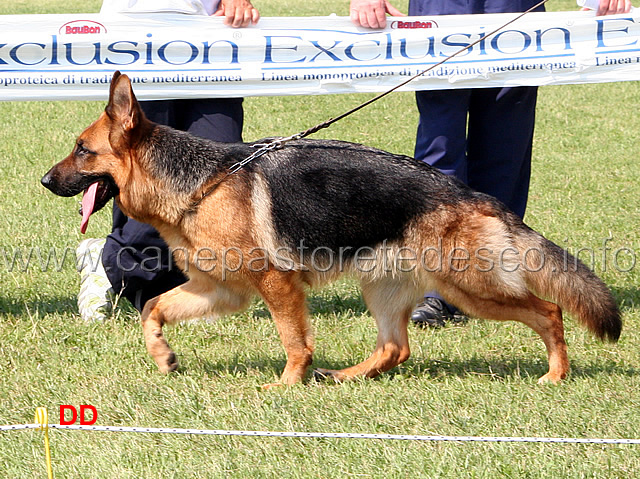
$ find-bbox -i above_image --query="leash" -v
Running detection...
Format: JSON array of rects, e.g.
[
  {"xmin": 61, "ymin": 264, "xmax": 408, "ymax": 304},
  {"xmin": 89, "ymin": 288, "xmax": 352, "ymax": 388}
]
[{"xmin": 192, "ymin": 0, "xmax": 548, "ymax": 207}]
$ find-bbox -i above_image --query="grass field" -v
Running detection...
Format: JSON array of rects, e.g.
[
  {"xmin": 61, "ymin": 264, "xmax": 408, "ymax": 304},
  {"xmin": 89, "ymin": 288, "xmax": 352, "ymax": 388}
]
[{"xmin": 1, "ymin": 0, "xmax": 640, "ymax": 477}]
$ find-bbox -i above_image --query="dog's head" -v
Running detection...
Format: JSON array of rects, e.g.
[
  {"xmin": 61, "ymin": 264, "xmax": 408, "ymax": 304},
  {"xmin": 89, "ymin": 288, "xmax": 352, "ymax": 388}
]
[{"xmin": 41, "ymin": 71, "xmax": 148, "ymax": 233}]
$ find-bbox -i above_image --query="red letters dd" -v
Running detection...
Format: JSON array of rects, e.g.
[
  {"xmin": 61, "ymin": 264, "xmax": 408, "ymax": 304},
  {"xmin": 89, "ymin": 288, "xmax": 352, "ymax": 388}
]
[{"xmin": 60, "ymin": 405, "xmax": 98, "ymax": 425}]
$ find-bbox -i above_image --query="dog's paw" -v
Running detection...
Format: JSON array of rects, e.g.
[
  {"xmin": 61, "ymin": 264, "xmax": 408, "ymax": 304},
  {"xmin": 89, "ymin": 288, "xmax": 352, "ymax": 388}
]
[
  {"xmin": 157, "ymin": 352, "xmax": 179, "ymax": 374},
  {"xmin": 313, "ymin": 368, "xmax": 344, "ymax": 383},
  {"xmin": 537, "ymin": 372, "xmax": 564, "ymax": 385},
  {"xmin": 261, "ymin": 382, "xmax": 285, "ymax": 390}
]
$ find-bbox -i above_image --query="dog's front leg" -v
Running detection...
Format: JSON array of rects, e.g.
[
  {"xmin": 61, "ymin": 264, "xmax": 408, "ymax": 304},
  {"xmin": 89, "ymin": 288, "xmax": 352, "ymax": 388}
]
[
  {"xmin": 141, "ymin": 276, "xmax": 251, "ymax": 373},
  {"xmin": 141, "ymin": 294, "xmax": 178, "ymax": 373},
  {"xmin": 255, "ymin": 270, "xmax": 314, "ymax": 387}
]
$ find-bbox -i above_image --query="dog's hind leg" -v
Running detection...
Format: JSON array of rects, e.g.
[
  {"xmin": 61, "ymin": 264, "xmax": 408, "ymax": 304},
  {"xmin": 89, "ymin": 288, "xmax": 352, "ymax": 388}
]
[
  {"xmin": 436, "ymin": 282, "xmax": 569, "ymax": 384},
  {"xmin": 521, "ymin": 298, "xmax": 568, "ymax": 384},
  {"xmin": 254, "ymin": 270, "xmax": 314, "ymax": 387},
  {"xmin": 141, "ymin": 276, "xmax": 251, "ymax": 373},
  {"xmin": 315, "ymin": 277, "xmax": 416, "ymax": 381}
]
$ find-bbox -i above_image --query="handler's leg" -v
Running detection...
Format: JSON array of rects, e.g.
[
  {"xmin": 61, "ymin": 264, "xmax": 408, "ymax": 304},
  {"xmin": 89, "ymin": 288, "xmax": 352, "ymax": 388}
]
[
  {"xmin": 412, "ymin": 89, "xmax": 473, "ymax": 326},
  {"xmin": 466, "ymin": 86, "xmax": 538, "ymax": 219}
]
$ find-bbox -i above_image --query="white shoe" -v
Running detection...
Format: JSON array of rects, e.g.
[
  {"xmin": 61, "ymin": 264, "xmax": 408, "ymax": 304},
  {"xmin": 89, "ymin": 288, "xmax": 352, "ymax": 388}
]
[{"xmin": 76, "ymin": 238, "xmax": 114, "ymax": 321}]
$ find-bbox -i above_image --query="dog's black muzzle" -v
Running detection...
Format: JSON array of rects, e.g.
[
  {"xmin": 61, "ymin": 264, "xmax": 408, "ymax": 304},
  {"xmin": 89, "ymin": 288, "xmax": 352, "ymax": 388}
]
[{"xmin": 41, "ymin": 167, "xmax": 118, "ymax": 215}]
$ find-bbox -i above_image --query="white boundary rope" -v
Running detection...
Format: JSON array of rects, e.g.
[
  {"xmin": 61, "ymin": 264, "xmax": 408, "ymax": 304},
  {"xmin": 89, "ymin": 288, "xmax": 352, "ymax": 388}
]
[{"xmin": 3, "ymin": 423, "xmax": 640, "ymax": 445}]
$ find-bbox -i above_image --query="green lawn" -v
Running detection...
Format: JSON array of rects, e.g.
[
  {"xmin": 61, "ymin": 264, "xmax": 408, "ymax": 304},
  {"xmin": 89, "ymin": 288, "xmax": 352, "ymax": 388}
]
[{"xmin": 1, "ymin": 0, "xmax": 640, "ymax": 477}]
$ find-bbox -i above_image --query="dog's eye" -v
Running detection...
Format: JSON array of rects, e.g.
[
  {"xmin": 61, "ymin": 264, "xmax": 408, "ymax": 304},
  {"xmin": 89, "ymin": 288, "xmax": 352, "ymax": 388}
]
[{"xmin": 75, "ymin": 142, "xmax": 93, "ymax": 157}]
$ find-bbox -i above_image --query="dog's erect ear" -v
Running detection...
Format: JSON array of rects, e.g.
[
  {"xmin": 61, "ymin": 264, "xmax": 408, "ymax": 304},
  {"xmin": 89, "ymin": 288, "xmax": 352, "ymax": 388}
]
[
  {"xmin": 105, "ymin": 71, "xmax": 141, "ymax": 132},
  {"xmin": 108, "ymin": 71, "xmax": 122, "ymax": 100}
]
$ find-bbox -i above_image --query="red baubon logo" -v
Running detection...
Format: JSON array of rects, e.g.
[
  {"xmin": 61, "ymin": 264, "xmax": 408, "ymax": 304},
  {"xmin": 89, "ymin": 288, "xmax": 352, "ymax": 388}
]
[
  {"xmin": 60, "ymin": 405, "xmax": 98, "ymax": 425},
  {"xmin": 390, "ymin": 20, "xmax": 438, "ymax": 29},
  {"xmin": 59, "ymin": 20, "xmax": 106, "ymax": 35}
]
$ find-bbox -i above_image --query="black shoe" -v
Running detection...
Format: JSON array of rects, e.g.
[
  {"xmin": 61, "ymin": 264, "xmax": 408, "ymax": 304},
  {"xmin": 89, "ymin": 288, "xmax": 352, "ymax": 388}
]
[{"xmin": 411, "ymin": 298, "xmax": 466, "ymax": 328}]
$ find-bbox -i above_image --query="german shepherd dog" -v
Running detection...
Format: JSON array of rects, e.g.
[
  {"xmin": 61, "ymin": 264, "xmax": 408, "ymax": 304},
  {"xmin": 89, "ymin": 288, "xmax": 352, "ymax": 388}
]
[{"xmin": 42, "ymin": 72, "xmax": 621, "ymax": 386}]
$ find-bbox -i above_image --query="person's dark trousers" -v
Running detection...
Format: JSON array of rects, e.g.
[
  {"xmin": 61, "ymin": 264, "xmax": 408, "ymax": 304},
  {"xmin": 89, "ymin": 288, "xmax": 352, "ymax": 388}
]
[
  {"xmin": 102, "ymin": 98, "xmax": 244, "ymax": 312},
  {"xmin": 408, "ymin": 0, "xmax": 545, "ymax": 16},
  {"xmin": 414, "ymin": 86, "xmax": 537, "ymax": 219}
]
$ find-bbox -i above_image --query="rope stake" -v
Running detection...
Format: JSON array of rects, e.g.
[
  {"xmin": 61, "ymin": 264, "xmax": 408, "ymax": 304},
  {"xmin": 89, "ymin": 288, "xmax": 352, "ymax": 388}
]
[{"xmin": 34, "ymin": 407, "xmax": 54, "ymax": 479}]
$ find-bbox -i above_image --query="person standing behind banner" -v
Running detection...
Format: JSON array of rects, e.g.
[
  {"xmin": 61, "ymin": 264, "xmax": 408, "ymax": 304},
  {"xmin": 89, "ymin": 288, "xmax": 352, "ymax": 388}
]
[
  {"xmin": 76, "ymin": 0, "xmax": 259, "ymax": 321},
  {"xmin": 349, "ymin": 0, "xmax": 632, "ymax": 327}
]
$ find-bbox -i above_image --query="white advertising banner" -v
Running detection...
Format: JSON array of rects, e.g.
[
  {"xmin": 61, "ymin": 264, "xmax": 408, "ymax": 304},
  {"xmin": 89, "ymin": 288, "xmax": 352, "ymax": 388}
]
[{"xmin": 1, "ymin": 10, "xmax": 639, "ymax": 101}]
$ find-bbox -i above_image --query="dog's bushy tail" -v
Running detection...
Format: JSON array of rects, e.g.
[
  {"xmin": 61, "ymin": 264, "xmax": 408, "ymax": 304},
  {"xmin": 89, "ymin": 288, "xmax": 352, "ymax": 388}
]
[{"xmin": 519, "ymin": 232, "xmax": 622, "ymax": 342}]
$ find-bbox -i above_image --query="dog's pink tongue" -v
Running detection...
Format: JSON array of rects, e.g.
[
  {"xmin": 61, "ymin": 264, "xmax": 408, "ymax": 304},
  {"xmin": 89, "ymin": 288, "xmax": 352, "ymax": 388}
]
[{"xmin": 80, "ymin": 182, "xmax": 99, "ymax": 234}]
